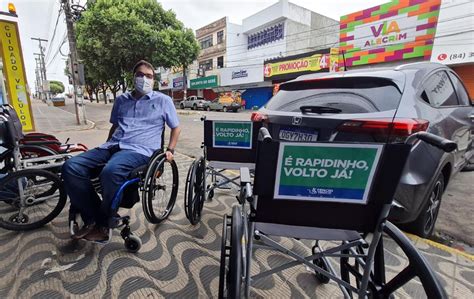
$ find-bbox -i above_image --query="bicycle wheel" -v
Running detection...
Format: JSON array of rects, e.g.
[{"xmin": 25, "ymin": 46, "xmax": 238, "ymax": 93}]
[
  {"xmin": 0, "ymin": 169, "xmax": 66, "ymax": 231},
  {"xmin": 184, "ymin": 157, "xmax": 206, "ymax": 225},
  {"xmin": 142, "ymin": 155, "xmax": 179, "ymax": 224}
]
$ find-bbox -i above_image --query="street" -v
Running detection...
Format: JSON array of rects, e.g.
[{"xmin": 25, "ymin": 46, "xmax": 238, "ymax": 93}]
[
  {"xmin": 58, "ymin": 99, "xmax": 474, "ymax": 247},
  {"xmin": 0, "ymin": 99, "xmax": 472, "ymax": 298}
]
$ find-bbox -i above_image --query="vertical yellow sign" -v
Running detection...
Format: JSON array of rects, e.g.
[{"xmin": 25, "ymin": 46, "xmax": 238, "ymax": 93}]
[{"xmin": 0, "ymin": 20, "xmax": 35, "ymax": 131}]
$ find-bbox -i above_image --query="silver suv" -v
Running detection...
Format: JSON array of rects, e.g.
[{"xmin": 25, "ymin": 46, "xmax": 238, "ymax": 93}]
[{"xmin": 252, "ymin": 62, "xmax": 473, "ymax": 237}]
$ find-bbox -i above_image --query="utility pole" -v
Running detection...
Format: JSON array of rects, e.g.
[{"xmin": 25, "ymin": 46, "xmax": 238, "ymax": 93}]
[
  {"xmin": 34, "ymin": 54, "xmax": 44, "ymax": 100},
  {"xmin": 34, "ymin": 58, "xmax": 41, "ymax": 98},
  {"xmin": 31, "ymin": 38, "xmax": 49, "ymax": 102},
  {"xmin": 61, "ymin": 0, "xmax": 86, "ymax": 125}
]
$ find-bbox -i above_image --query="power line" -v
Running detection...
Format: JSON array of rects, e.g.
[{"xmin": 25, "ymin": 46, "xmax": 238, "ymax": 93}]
[
  {"xmin": 217, "ymin": 26, "xmax": 472, "ymax": 68},
  {"xmin": 46, "ymin": 32, "xmax": 68, "ymax": 68},
  {"xmin": 222, "ymin": 13, "xmax": 474, "ymax": 62},
  {"xmin": 186, "ymin": 35, "xmax": 474, "ymax": 72},
  {"xmin": 45, "ymin": 6, "xmax": 63, "ymax": 61},
  {"xmin": 218, "ymin": 3, "xmax": 471, "ymax": 52}
]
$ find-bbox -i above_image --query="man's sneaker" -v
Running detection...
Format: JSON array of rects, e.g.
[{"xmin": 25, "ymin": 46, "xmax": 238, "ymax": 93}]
[
  {"xmin": 84, "ymin": 226, "xmax": 109, "ymax": 243},
  {"xmin": 71, "ymin": 223, "xmax": 95, "ymax": 240}
]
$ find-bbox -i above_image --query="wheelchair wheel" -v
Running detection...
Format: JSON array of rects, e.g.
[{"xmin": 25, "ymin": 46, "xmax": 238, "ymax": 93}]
[
  {"xmin": 312, "ymin": 252, "xmax": 330, "ymax": 284},
  {"xmin": 219, "ymin": 206, "xmax": 244, "ymax": 299},
  {"xmin": 142, "ymin": 155, "xmax": 179, "ymax": 224},
  {"xmin": 124, "ymin": 234, "xmax": 142, "ymax": 253},
  {"xmin": 184, "ymin": 157, "xmax": 206, "ymax": 225},
  {"xmin": 0, "ymin": 169, "xmax": 66, "ymax": 231}
]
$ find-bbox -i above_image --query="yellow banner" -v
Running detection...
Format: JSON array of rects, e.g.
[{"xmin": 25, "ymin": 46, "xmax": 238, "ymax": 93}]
[
  {"xmin": 0, "ymin": 20, "xmax": 35, "ymax": 131},
  {"xmin": 264, "ymin": 48, "xmax": 340, "ymax": 78}
]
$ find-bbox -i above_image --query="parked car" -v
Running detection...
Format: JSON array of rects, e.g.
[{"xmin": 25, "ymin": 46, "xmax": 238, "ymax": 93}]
[
  {"xmin": 179, "ymin": 96, "xmax": 208, "ymax": 110},
  {"xmin": 251, "ymin": 62, "xmax": 474, "ymax": 238},
  {"xmin": 204, "ymin": 99, "xmax": 241, "ymax": 112}
]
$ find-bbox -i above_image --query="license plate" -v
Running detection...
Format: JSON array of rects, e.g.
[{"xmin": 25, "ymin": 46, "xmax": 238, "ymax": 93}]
[{"xmin": 279, "ymin": 128, "xmax": 318, "ymax": 142}]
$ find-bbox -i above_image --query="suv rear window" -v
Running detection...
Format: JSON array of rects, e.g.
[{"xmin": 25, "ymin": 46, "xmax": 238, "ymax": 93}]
[{"xmin": 265, "ymin": 77, "xmax": 402, "ymax": 113}]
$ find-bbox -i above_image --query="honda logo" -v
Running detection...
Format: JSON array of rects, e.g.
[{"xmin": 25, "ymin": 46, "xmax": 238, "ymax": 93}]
[{"xmin": 292, "ymin": 116, "xmax": 302, "ymax": 125}]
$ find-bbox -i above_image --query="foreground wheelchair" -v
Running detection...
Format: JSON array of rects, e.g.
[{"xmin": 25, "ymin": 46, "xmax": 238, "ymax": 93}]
[
  {"xmin": 219, "ymin": 127, "xmax": 452, "ymax": 298},
  {"xmin": 184, "ymin": 118, "xmax": 262, "ymax": 224},
  {"xmin": 69, "ymin": 139, "xmax": 179, "ymax": 252},
  {"xmin": 0, "ymin": 105, "xmax": 71, "ymax": 230}
]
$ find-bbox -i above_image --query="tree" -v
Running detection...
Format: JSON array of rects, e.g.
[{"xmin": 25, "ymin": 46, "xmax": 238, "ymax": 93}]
[
  {"xmin": 75, "ymin": 0, "xmax": 199, "ymax": 99},
  {"xmin": 49, "ymin": 80, "xmax": 65, "ymax": 95}
]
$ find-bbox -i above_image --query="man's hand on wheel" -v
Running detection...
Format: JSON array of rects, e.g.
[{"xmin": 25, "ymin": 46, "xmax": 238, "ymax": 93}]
[{"xmin": 165, "ymin": 150, "xmax": 174, "ymax": 161}]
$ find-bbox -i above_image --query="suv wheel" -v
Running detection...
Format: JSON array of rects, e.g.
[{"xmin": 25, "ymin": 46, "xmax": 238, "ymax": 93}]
[
  {"xmin": 461, "ymin": 154, "xmax": 474, "ymax": 172},
  {"xmin": 206, "ymin": 106, "xmax": 211, "ymax": 112},
  {"xmin": 406, "ymin": 172, "xmax": 445, "ymax": 238},
  {"xmin": 192, "ymin": 104, "xmax": 197, "ymax": 110},
  {"xmin": 223, "ymin": 106, "xmax": 228, "ymax": 112},
  {"xmin": 180, "ymin": 104, "xmax": 184, "ymax": 109}
]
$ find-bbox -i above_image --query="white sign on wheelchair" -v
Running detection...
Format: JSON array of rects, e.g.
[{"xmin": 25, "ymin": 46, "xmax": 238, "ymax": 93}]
[{"xmin": 274, "ymin": 142, "xmax": 383, "ymax": 204}]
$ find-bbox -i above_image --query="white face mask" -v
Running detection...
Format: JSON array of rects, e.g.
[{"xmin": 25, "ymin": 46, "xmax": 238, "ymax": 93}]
[{"xmin": 135, "ymin": 76, "xmax": 153, "ymax": 94}]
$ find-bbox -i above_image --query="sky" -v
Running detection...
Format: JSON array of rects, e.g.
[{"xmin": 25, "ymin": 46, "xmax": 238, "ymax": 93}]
[{"xmin": 0, "ymin": 0, "xmax": 388, "ymax": 92}]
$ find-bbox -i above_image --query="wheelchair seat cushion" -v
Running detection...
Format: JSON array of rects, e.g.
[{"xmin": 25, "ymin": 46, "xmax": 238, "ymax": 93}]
[{"xmin": 128, "ymin": 164, "xmax": 147, "ymax": 179}]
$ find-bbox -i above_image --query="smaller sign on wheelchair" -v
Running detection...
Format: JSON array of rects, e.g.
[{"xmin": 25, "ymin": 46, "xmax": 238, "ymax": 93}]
[
  {"xmin": 213, "ymin": 121, "xmax": 253, "ymax": 149},
  {"xmin": 274, "ymin": 143, "xmax": 383, "ymax": 204}
]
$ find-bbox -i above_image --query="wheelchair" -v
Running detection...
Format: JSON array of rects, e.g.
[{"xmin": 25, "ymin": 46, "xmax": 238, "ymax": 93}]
[
  {"xmin": 184, "ymin": 118, "xmax": 262, "ymax": 225},
  {"xmin": 0, "ymin": 105, "xmax": 73, "ymax": 231},
  {"xmin": 68, "ymin": 134, "xmax": 179, "ymax": 253},
  {"xmin": 219, "ymin": 127, "xmax": 453, "ymax": 298}
]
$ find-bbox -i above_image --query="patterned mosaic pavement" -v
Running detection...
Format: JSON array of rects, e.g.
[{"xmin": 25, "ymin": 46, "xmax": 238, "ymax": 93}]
[{"xmin": 0, "ymin": 154, "xmax": 473, "ymax": 298}]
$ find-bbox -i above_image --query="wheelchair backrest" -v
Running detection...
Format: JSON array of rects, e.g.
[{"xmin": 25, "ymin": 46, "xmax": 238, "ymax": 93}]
[
  {"xmin": 252, "ymin": 139, "xmax": 411, "ymax": 232},
  {"xmin": 0, "ymin": 105, "xmax": 24, "ymax": 147},
  {"xmin": 203, "ymin": 120, "xmax": 262, "ymax": 163}
]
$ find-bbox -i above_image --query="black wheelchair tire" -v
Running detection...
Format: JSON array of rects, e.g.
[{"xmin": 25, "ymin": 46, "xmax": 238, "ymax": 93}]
[
  {"xmin": 124, "ymin": 234, "xmax": 142, "ymax": 253},
  {"xmin": 184, "ymin": 157, "xmax": 206, "ymax": 225},
  {"xmin": 218, "ymin": 214, "xmax": 229, "ymax": 298},
  {"xmin": 142, "ymin": 155, "xmax": 179, "ymax": 224},
  {"xmin": 312, "ymin": 257, "xmax": 330, "ymax": 284},
  {"xmin": 0, "ymin": 169, "xmax": 66, "ymax": 231},
  {"xmin": 227, "ymin": 205, "xmax": 243, "ymax": 299}
]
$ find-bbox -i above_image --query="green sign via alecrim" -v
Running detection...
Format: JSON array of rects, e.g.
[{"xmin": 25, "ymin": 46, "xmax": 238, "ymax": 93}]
[
  {"xmin": 213, "ymin": 121, "xmax": 253, "ymax": 149},
  {"xmin": 190, "ymin": 75, "xmax": 218, "ymax": 89},
  {"xmin": 274, "ymin": 143, "xmax": 383, "ymax": 204}
]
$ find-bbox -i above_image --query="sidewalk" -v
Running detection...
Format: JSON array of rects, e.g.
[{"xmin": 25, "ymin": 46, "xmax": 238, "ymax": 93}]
[
  {"xmin": 31, "ymin": 98, "xmax": 94, "ymax": 133},
  {"xmin": 5, "ymin": 98, "xmax": 471, "ymax": 298}
]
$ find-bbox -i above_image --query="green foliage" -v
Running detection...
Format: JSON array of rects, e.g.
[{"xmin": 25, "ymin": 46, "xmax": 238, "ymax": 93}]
[
  {"xmin": 76, "ymin": 0, "xmax": 199, "ymax": 93},
  {"xmin": 49, "ymin": 80, "xmax": 65, "ymax": 95}
]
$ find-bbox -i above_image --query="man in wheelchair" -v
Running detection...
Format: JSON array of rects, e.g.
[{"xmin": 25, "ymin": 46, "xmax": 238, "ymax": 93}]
[{"xmin": 62, "ymin": 60, "xmax": 181, "ymax": 242}]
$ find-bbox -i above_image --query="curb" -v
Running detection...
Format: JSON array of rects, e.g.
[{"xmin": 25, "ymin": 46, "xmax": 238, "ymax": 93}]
[
  {"xmin": 406, "ymin": 233, "xmax": 474, "ymax": 261},
  {"xmin": 177, "ymin": 110, "xmax": 201, "ymax": 116}
]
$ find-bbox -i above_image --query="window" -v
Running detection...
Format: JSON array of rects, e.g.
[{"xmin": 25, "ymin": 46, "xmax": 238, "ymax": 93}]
[
  {"xmin": 265, "ymin": 77, "xmax": 402, "ymax": 113},
  {"xmin": 217, "ymin": 30, "xmax": 224, "ymax": 44},
  {"xmin": 200, "ymin": 35, "xmax": 213, "ymax": 49},
  {"xmin": 247, "ymin": 23, "xmax": 284, "ymax": 49},
  {"xmin": 447, "ymin": 72, "xmax": 471, "ymax": 106},
  {"xmin": 199, "ymin": 59, "xmax": 213, "ymax": 71},
  {"xmin": 217, "ymin": 56, "xmax": 224, "ymax": 68},
  {"xmin": 423, "ymin": 71, "xmax": 459, "ymax": 107}
]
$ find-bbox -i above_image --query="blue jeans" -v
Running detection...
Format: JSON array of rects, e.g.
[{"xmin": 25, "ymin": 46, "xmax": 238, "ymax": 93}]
[{"xmin": 62, "ymin": 146, "xmax": 149, "ymax": 226}]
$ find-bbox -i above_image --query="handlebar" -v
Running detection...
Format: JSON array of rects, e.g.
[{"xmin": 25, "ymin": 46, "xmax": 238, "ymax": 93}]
[
  {"xmin": 258, "ymin": 127, "xmax": 272, "ymax": 143},
  {"xmin": 408, "ymin": 132, "xmax": 457, "ymax": 153}
]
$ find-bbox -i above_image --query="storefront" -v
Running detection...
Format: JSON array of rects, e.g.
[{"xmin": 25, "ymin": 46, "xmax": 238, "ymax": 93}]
[
  {"xmin": 219, "ymin": 65, "xmax": 272, "ymax": 109},
  {"xmin": 339, "ymin": 0, "xmax": 442, "ymax": 68},
  {"xmin": 189, "ymin": 75, "xmax": 219, "ymax": 100},
  {"xmin": 264, "ymin": 48, "xmax": 337, "ymax": 85},
  {"xmin": 430, "ymin": 0, "xmax": 474, "ymax": 100}
]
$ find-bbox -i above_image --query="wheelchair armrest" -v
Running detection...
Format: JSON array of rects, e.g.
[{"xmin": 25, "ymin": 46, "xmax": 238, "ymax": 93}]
[{"xmin": 240, "ymin": 167, "xmax": 251, "ymax": 186}]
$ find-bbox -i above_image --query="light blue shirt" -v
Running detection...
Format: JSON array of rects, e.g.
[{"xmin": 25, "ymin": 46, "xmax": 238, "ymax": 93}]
[{"xmin": 100, "ymin": 91, "xmax": 179, "ymax": 157}]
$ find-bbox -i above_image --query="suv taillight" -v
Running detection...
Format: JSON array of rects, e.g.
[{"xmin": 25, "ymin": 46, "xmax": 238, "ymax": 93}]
[
  {"xmin": 338, "ymin": 118, "xmax": 429, "ymax": 141},
  {"xmin": 251, "ymin": 112, "xmax": 268, "ymax": 122}
]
